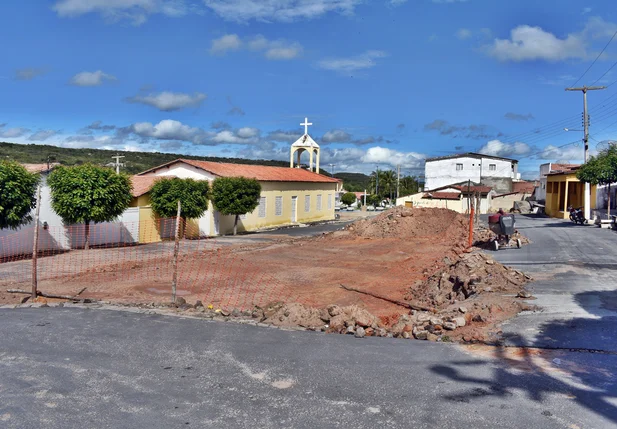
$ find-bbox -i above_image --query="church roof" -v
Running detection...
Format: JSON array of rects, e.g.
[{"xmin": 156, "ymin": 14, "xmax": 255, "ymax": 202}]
[
  {"xmin": 291, "ymin": 134, "xmax": 320, "ymax": 149},
  {"xmin": 138, "ymin": 159, "xmax": 338, "ymax": 183}
]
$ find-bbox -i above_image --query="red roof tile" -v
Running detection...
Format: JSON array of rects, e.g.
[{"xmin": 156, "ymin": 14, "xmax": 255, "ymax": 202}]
[
  {"xmin": 131, "ymin": 175, "xmax": 167, "ymax": 197},
  {"xmin": 140, "ymin": 159, "xmax": 339, "ymax": 183},
  {"xmin": 512, "ymin": 181, "xmax": 536, "ymax": 193},
  {"xmin": 423, "ymin": 192, "xmax": 461, "ymax": 200},
  {"xmin": 454, "ymin": 185, "xmax": 492, "ymax": 194}
]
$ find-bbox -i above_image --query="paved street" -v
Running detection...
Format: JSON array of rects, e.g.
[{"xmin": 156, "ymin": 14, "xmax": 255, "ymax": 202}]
[
  {"xmin": 488, "ymin": 215, "xmax": 617, "ymax": 352},
  {"xmin": 1, "ymin": 307, "xmax": 616, "ymax": 428}
]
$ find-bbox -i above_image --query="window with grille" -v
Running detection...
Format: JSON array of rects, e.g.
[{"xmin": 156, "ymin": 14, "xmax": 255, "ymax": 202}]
[
  {"xmin": 304, "ymin": 195, "xmax": 310, "ymax": 212},
  {"xmin": 275, "ymin": 196, "xmax": 283, "ymax": 216},
  {"xmin": 456, "ymin": 163, "xmax": 463, "ymax": 171},
  {"xmin": 317, "ymin": 194, "xmax": 322, "ymax": 211},
  {"xmin": 489, "ymin": 164, "xmax": 496, "ymax": 171},
  {"xmin": 258, "ymin": 197, "xmax": 266, "ymax": 218},
  {"xmin": 327, "ymin": 194, "xmax": 332, "ymax": 209}
]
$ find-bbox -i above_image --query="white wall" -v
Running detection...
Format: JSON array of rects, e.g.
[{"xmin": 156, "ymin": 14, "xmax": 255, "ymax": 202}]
[
  {"xmin": 68, "ymin": 208, "xmax": 140, "ymax": 248},
  {"xmin": 142, "ymin": 163, "xmax": 217, "ymax": 181},
  {"xmin": 425, "ymin": 156, "xmax": 517, "ymax": 190},
  {"xmin": 536, "ymin": 163, "xmax": 551, "ymax": 201}
]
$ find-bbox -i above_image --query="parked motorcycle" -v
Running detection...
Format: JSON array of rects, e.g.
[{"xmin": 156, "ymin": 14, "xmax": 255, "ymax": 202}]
[{"xmin": 568, "ymin": 206, "xmax": 588, "ymax": 225}]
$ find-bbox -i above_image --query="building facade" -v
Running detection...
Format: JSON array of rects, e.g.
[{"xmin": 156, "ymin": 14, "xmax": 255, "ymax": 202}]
[
  {"xmin": 396, "ymin": 184, "xmax": 493, "ymax": 214},
  {"xmin": 536, "ymin": 163, "xmax": 579, "ymax": 202},
  {"xmin": 545, "ymin": 167, "xmax": 597, "ymax": 219},
  {"xmin": 424, "ymin": 153, "xmax": 520, "ymax": 194},
  {"xmin": 134, "ymin": 159, "xmax": 339, "ymax": 238}
]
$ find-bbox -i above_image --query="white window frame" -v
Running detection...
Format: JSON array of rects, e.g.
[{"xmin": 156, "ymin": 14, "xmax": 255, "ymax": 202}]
[
  {"xmin": 327, "ymin": 194, "xmax": 332, "ymax": 210},
  {"xmin": 489, "ymin": 164, "xmax": 496, "ymax": 171},
  {"xmin": 317, "ymin": 194, "xmax": 322, "ymax": 211},
  {"xmin": 258, "ymin": 197, "xmax": 266, "ymax": 218},
  {"xmin": 456, "ymin": 163, "xmax": 464, "ymax": 171},
  {"xmin": 304, "ymin": 195, "xmax": 311, "ymax": 212},
  {"xmin": 275, "ymin": 196, "xmax": 283, "ymax": 216}
]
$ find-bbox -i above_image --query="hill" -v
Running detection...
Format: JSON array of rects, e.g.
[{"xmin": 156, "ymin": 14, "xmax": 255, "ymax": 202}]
[
  {"xmin": 0, "ymin": 141, "xmax": 314, "ymax": 175},
  {"xmin": 334, "ymin": 172, "xmax": 370, "ymax": 192}
]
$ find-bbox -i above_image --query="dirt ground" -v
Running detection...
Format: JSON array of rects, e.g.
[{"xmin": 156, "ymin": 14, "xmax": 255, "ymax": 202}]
[{"xmin": 0, "ymin": 207, "xmax": 531, "ymax": 343}]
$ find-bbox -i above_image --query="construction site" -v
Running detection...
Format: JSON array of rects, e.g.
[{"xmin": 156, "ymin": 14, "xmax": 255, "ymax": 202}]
[{"xmin": 0, "ymin": 206, "xmax": 532, "ymax": 344}]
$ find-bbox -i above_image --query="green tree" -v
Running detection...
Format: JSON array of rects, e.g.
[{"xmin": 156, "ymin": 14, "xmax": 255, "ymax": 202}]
[
  {"xmin": 399, "ymin": 175, "xmax": 420, "ymax": 197},
  {"xmin": 577, "ymin": 145, "xmax": 617, "ymax": 218},
  {"xmin": 150, "ymin": 178, "xmax": 210, "ymax": 221},
  {"xmin": 366, "ymin": 194, "xmax": 381, "ymax": 207},
  {"xmin": 341, "ymin": 192, "xmax": 357, "ymax": 206},
  {"xmin": 211, "ymin": 177, "xmax": 262, "ymax": 235},
  {"xmin": 0, "ymin": 161, "xmax": 40, "ymax": 230},
  {"xmin": 48, "ymin": 164, "xmax": 132, "ymax": 249}
]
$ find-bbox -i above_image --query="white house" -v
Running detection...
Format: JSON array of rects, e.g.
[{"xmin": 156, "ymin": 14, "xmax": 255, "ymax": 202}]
[{"xmin": 424, "ymin": 153, "xmax": 520, "ymax": 194}]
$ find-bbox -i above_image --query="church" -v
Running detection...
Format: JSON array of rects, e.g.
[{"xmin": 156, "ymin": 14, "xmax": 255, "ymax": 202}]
[{"xmin": 131, "ymin": 118, "xmax": 342, "ymax": 239}]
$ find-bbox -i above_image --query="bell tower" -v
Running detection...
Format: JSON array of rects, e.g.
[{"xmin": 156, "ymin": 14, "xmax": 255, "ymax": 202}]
[{"xmin": 290, "ymin": 117, "xmax": 320, "ymax": 173}]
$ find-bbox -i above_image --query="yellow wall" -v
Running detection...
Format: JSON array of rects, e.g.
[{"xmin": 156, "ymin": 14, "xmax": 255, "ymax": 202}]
[
  {"xmin": 131, "ymin": 180, "xmax": 337, "ymax": 238},
  {"xmin": 213, "ymin": 181, "xmax": 337, "ymax": 235},
  {"xmin": 546, "ymin": 173, "xmax": 597, "ymax": 219}
]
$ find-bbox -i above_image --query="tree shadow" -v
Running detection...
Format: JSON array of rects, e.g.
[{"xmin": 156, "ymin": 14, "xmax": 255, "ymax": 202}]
[{"xmin": 430, "ymin": 290, "xmax": 617, "ymax": 424}]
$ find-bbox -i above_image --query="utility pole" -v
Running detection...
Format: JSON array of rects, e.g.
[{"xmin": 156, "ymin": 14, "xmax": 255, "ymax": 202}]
[
  {"xmin": 111, "ymin": 154, "xmax": 125, "ymax": 174},
  {"xmin": 375, "ymin": 164, "xmax": 379, "ymax": 195},
  {"xmin": 565, "ymin": 85, "xmax": 606, "ymax": 220},
  {"xmin": 328, "ymin": 163, "xmax": 336, "ymax": 177},
  {"xmin": 396, "ymin": 164, "xmax": 400, "ymax": 200}
]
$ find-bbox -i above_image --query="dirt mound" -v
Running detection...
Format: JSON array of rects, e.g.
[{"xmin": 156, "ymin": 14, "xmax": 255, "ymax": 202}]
[{"xmin": 341, "ymin": 206, "xmax": 468, "ymax": 243}]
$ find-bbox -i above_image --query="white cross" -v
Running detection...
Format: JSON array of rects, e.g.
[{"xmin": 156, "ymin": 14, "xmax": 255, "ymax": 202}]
[{"xmin": 300, "ymin": 117, "xmax": 313, "ymax": 135}]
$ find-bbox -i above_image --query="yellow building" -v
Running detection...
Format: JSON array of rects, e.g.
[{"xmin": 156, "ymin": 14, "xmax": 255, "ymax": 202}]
[
  {"xmin": 130, "ymin": 159, "xmax": 339, "ymax": 239},
  {"xmin": 545, "ymin": 167, "xmax": 596, "ymax": 219}
]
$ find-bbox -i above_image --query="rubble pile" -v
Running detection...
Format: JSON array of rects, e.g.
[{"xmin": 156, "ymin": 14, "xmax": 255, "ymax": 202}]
[
  {"xmin": 474, "ymin": 224, "xmax": 531, "ymax": 249},
  {"xmin": 407, "ymin": 252, "xmax": 530, "ymax": 308}
]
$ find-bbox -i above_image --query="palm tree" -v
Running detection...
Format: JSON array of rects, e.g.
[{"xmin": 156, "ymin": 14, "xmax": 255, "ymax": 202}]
[{"xmin": 380, "ymin": 170, "xmax": 396, "ymax": 200}]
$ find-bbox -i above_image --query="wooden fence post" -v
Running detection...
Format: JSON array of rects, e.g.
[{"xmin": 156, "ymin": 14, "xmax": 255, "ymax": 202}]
[
  {"xmin": 31, "ymin": 184, "xmax": 42, "ymax": 300},
  {"xmin": 171, "ymin": 200, "xmax": 181, "ymax": 304}
]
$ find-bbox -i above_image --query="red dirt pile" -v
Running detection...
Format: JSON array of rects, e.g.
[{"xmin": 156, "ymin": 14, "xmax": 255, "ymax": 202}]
[{"xmin": 342, "ymin": 206, "xmax": 469, "ymax": 243}]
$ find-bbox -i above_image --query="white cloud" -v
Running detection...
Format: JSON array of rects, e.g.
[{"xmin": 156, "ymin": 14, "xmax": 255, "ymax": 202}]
[
  {"xmin": 361, "ymin": 146, "xmax": 425, "ymax": 168},
  {"xmin": 0, "ymin": 125, "xmax": 30, "ymax": 138},
  {"xmin": 536, "ymin": 144, "xmax": 584, "ymax": 161},
  {"xmin": 487, "ymin": 25, "xmax": 586, "ymax": 62},
  {"xmin": 211, "ymin": 34, "xmax": 303, "ymax": 60},
  {"xmin": 70, "ymin": 70, "xmax": 116, "ymax": 86},
  {"xmin": 582, "ymin": 7, "xmax": 592, "ymax": 15},
  {"xmin": 28, "ymin": 130, "xmax": 59, "ymax": 141},
  {"xmin": 125, "ymin": 91, "xmax": 206, "ymax": 111},
  {"xmin": 210, "ymin": 34, "xmax": 242, "ymax": 54},
  {"xmin": 236, "ymin": 127, "xmax": 260, "ymax": 138},
  {"xmin": 486, "ymin": 17, "xmax": 617, "ymax": 62},
  {"xmin": 317, "ymin": 50, "xmax": 388, "ymax": 73},
  {"xmin": 478, "ymin": 140, "xmax": 531, "ymax": 158},
  {"xmin": 53, "ymin": 0, "xmax": 188, "ymax": 25},
  {"xmin": 203, "ymin": 0, "xmax": 362, "ymax": 23},
  {"xmin": 456, "ymin": 28, "xmax": 472, "ymax": 40}
]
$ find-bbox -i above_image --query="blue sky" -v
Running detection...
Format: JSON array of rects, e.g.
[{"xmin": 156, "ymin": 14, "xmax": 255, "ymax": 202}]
[{"xmin": 2, "ymin": 0, "xmax": 617, "ymax": 178}]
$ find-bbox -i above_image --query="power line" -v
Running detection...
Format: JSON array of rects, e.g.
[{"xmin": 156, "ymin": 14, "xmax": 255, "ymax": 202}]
[{"xmin": 571, "ymin": 28, "xmax": 617, "ymax": 87}]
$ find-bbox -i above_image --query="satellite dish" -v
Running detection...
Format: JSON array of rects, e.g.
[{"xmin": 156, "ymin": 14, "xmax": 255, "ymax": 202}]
[{"xmin": 596, "ymin": 140, "xmax": 617, "ymax": 151}]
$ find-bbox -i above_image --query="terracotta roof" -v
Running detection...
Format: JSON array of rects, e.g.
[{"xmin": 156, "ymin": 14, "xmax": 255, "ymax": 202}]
[
  {"xmin": 512, "ymin": 181, "xmax": 536, "ymax": 194},
  {"xmin": 139, "ymin": 159, "xmax": 339, "ymax": 183},
  {"xmin": 453, "ymin": 185, "xmax": 492, "ymax": 194},
  {"xmin": 423, "ymin": 192, "xmax": 461, "ymax": 200},
  {"xmin": 547, "ymin": 165, "xmax": 580, "ymax": 176},
  {"xmin": 22, "ymin": 163, "xmax": 60, "ymax": 173},
  {"xmin": 131, "ymin": 175, "xmax": 166, "ymax": 197},
  {"xmin": 551, "ymin": 163, "xmax": 579, "ymax": 172}
]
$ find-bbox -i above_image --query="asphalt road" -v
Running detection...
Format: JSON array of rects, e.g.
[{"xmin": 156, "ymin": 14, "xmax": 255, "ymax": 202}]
[
  {"xmin": 487, "ymin": 214, "xmax": 617, "ymax": 352},
  {"xmin": 1, "ymin": 307, "xmax": 616, "ymax": 429}
]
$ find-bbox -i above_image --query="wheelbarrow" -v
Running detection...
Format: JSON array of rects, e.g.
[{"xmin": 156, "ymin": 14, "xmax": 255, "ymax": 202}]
[{"xmin": 489, "ymin": 214, "xmax": 521, "ymax": 251}]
